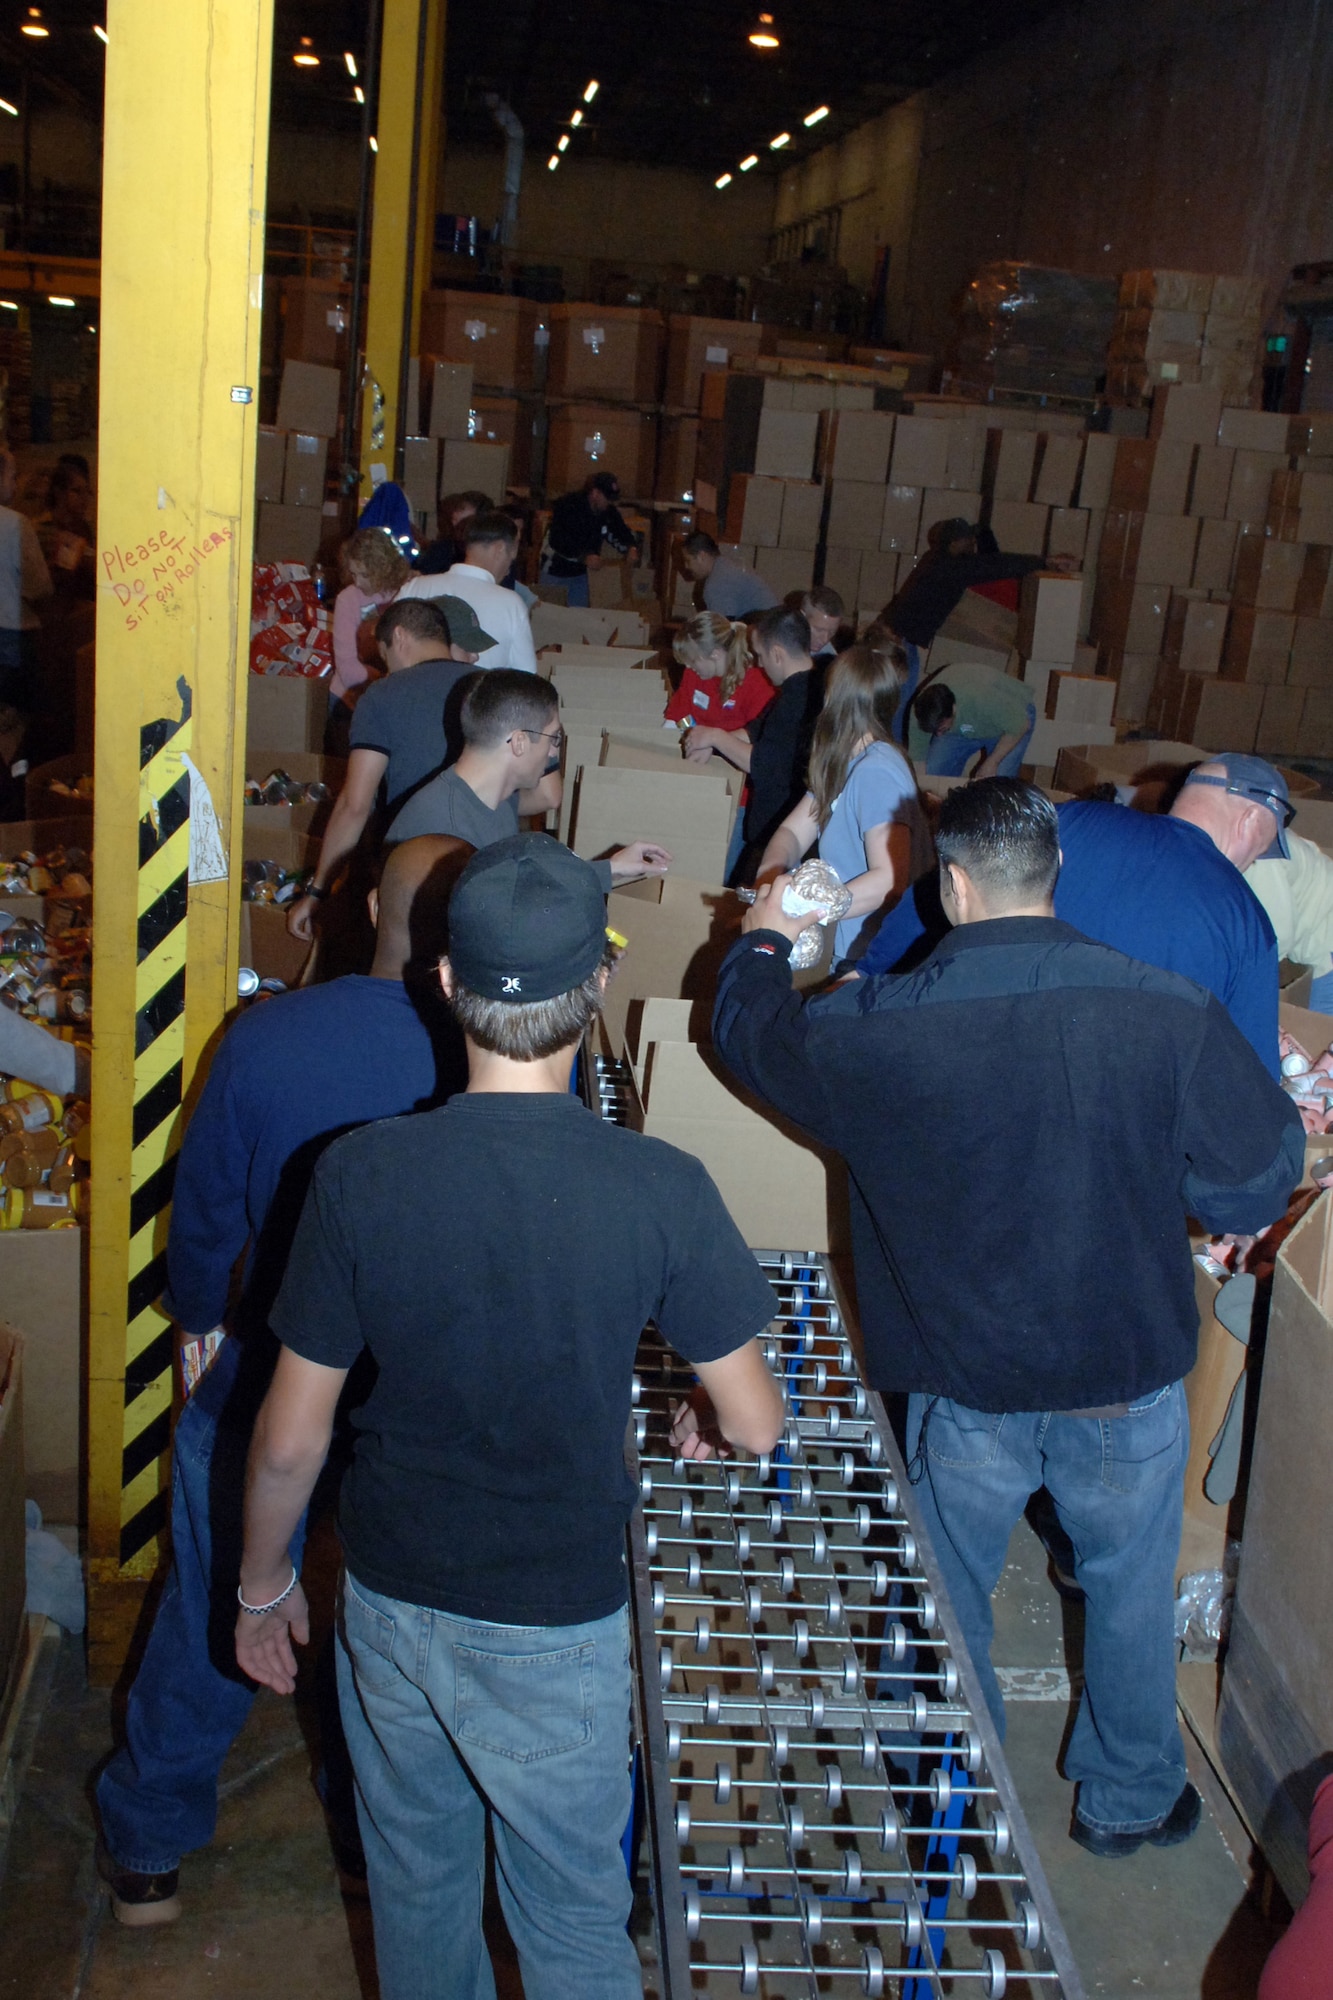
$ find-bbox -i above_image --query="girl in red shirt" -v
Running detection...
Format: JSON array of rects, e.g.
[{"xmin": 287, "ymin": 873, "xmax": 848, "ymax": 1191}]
[{"xmin": 667, "ymin": 612, "xmax": 774, "ymax": 734}]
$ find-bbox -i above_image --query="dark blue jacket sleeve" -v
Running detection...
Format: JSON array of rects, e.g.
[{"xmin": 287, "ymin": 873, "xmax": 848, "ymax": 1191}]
[
  {"xmin": 1220, "ymin": 919, "xmax": 1280, "ymax": 1081},
  {"xmin": 1179, "ymin": 994, "xmax": 1302, "ymax": 1232},
  {"xmin": 164, "ymin": 1034, "xmax": 255, "ymax": 1334},
  {"xmin": 712, "ymin": 933, "xmax": 837, "ymax": 1146}
]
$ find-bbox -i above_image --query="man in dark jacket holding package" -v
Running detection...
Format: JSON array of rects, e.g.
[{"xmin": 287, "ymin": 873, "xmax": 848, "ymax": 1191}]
[
  {"xmin": 540, "ymin": 471, "xmax": 638, "ymax": 607},
  {"xmin": 712, "ymin": 778, "xmax": 1303, "ymax": 1860}
]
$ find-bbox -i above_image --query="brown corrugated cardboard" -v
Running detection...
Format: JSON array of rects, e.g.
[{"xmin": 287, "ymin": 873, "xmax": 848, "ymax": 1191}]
[
  {"xmin": 1165, "ymin": 593, "xmax": 1227, "ymax": 676},
  {"xmin": 1210, "ymin": 274, "xmax": 1266, "ymax": 319},
  {"xmin": 280, "ymin": 276, "xmax": 349, "ymax": 366},
  {"xmin": 439, "ymin": 438, "xmax": 510, "ymax": 504},
  {"xmin": 1092, "ymin": 577, "xmax": 1170, "ymax": 655},
  {"xmin": 858, "ymin": 550, "xmax": 900, "ymax": 614},
  {"xmin": 1217, "ymin": 408, "xmax": 1290, "ymax": 452},
  {"xmin": 778, "ymin": 481, "xmax": 824, "ymax": 552},
  {"xmin": 1076, "ymin": 433, "xmax": 1118, "ymax": 511},
  {"xmin": 275, "ymin": 360, "xmax": 340, "ymax": 438},
  {"xmin": 0, "ymin": 1235, "xmax": 79, "ymax": 1525},
  {"xmin": 428, "ymin": 359, "xmax": 474, "ymax": 440},
  {"xmin": 663, "ymin": 316, "xmax": 764, "ymax": 410},
  {"xmin": 1233, "ymin": 533, "xmax": 1308, "ymax": 611},
  {"xmin": 1297, "ymin": 547, "xmax": 1333, "ymax": 619},
  {"xmin": 822, "ymin": 409, "xmax": 895, "ymax": 484},
  {"xmin": 944, "ymin": 414, "xmax": 987, "ymax": 493},
  {"xmin": 238, "ymin": 901, "xmax": 317, "ymax": 987},
  {"xmin": 1107, "ymin": 652, "xmax": 1160, "ymax": 724},
  {"xmin": 724, "ymin": 474, "xmax": 785, "ymax": 548},
  {"xmin": 987, "ymin": 428, "xmax": 1038, "ymax": 503},
  {"xmin": 890, "ymin": 415, "xmax": 950, "ymax": 488},
  {"xmin": 1032, "ymin": 434, "xmax": 1083, "ymax": 508},
  {"xmin": 1221, "ymin": 607, "xmax": 1296, "ymax": 684},
  {"xmin": 987, "ymin": 501, "xmax": 1049, "ymax": 556},
  {"xmin": 0, "ymin": 1327, "xmax": 25, "ymax": 1722},
  {"xmin": 254, "ymin": 500, "xmax": 324, "ymax": 566},
  {"xmin": 754, "ymin": 409, "xmax": 819, "ymax": 480},
  {"xmin": 1192, "ymin": 516, "xmax": 1240, "ymax": 591},
  {"xmin": 821, "ymin": 547, "xmax": 862, "ymax": 610},
  {"xmin": 790, "ymin": 383, "xmax": 836, "ymax": 414},
  {"xmin": 1044, "ymin": 672, "xmax": 1115, "ymax": 729},
  {"xmin": 879, "ymin": 485, "xmax": 923, "ymax": 553},
  {"xmin": 547, "ymin": 406, "xmax": 656, "ymax": 498},
  {"xmin": 282, "ymin": 431, "xmax": 329, "ymax": 509},
  {"xmin": 1108, "ymin": 437, "xmax": 1195, "ymax": 515},
  {"xmin": 599, "ymin": 876, "xmax": 737, "ymax": 1055},
  {"xmin": 1227, "ymin": 450, "xmax": 1291, "ymax": 525},
  {"xmin": 1296, "ymin": 686, "xmax": 1333, "ymax": 753},
  {"xmin": 548, "ymin": 304, "xmax": 664, "ymax": 404},
  {"xmin": 1257, "ymin": 683, "xmax": 1306, "ymax": 755},
  {"xmin": 420, "ymin": 291, "xmax": 539, "ymax": 391},
  {"xmin": 1149, "ymin": 381, "xmax": 1225, "ymax": 445},
  {"xmin": 1053, "ymin": 737, "xmax": 1206, "ymax": 793},
  {"xmin": 641, "ymin": 1039, "xmax": 846, "ymax": 1253},
  {"xmin": 1046, "ymin": 507, "xmax": 1089, "ymax": 563},
  {"xmin": 755, "ymin": 545, "xmax": 815, "ymax": 596},
  {"xmin": 400, "ymin": 436, "xmax": 440, "ymax": 518},
  {"xmin": 655, "ymin": 416, "xmax": 700, "ymax": 505},
  {"xmin": 1119, "ymin": 270, "xmax": 1215, "ymax": 314},
  {"xmin": 245, "ymin": 672, "xmax": 329, "ymax": 754},
  {"xmin": 1187, "ymin": 443, "xmax": 1236, "ymax": 518},
  {"xmin": 1018, "ymin": 572, "xmax": 1083, "ymax": 666},
  {"xmin": 1137, "ymin": 513, "xmax": 1202, "ymax": 586},
  {"xmin": 1288, "ymin": 616, "xmax": 1333, "ymax": 689},
  {"xmin": 256, "ymin": 427, "xmax": 286, "ymax": 503}
]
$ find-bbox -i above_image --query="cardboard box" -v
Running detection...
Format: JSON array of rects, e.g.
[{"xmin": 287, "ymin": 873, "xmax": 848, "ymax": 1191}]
[
  {"xmin": 1092, "ymin": 577, "xmax": 1170, "ymax": 655},
  {"xmin": 1046, "ymin": 507, "xmax": 1089, "ymax": 563},
  {"xmin": 245, "ymin": 672, "xmax": 328, "ymax": 754},
  {"xmin": 1108, "ymin": 437, "xmax": 1195, "ymax": 515},
  {"xmin": 1106, "ymin": 652, "xmax": 1160, "ymax": 724},
  {"xmin": 755, "ymin": 545, "xmax": 815, "ymax": 596},
  {"xmin": 1076, "ymin": 432, "xmax": 1118, "ymax": 511},
  {"xmin": 778, "ymin": 481, "xmax": 824, "ymax": 552},
  {"xmin": 238, "ymin": 900, "xmax": 314, "ymax": 987},
  {"xmin": 753, "ymin": 408, "xmax": 819, "ymax": 480},
  {"xmin": 1228, "ymin": 450, "xmax": 1291, "ymax": 524},
  {"xmin": 281, "ymin": 431, "xmax": 329, "ymax": 509},
  {"xmin": 1233, "ymin": 533, "xmax": 1308, "ymax": 611},
  {"xmin": 548, "ymin": 303, "xmax": 663, "ymax": 404},
  {"xmin": 427, "ymin": 358, "xmax": 474, "ymax": 440},
  {"xmin": 254, "ymin": 500, "xmax": 324, "ymax": 566},
  {"xmin": 280, "ymin": 276, "xmax": 349, "ymax": 367},
  {"xmin": 944, "ymin": 413, "xmax": 987, "ymax": 493},
  {"xmin": 1044, "ymin": 672, "xmax": 1115, "ymax": 729},
  {"xmin": 1192, "ymin": 516, "xmax": 1240, "ymax": 591},
  {"xmin": 1165, "ymin": 593, "xmax": 1227, "ymax": 676},
  {"xmin": 275, "ymin": 359, "xmax": 339, "ymax": 438},
  {"xmin": 1221, "ymin": 607, "xmax": 1296, "ymax": 684},
  {"xmin": 401, "ymin": 435, "xmax": 441, "ymax": 519},
  {"xmin": 822, "ymin": 409, "xmax": 895, "ymax": 485},
  {"xmin": 1297, "ymin": 547, "xmax": 1333, "ymax": 619},
  {"xmin": 599, "ymin": 875, "xmax": 739, "ymax": 1055},
  {"xmin": 570, "ymin": 764, "xmax": 732, "ymax": 884},
  {"xmin": 1018, "ymin": 572, "xmax": 1083, "ymax": 666},
  {"xmin": 547, "ymin": 405, "xmax": 658, "ymax": 499},
  {"xmin": 821, "ymin": 547, "xmax": 862, "ymax": 611},
  {"xmin": 917, "ymin": 490, "xmax": 982, "ymax": 553},
  {"xmin": 1296, "ymin": 686, "xmax": 1333, "ymax": 753},
  {"xmin": 256, "ymin": 427, "xmax": 286, "ymax": 503},
  {"xmin": 1257, "ymin": 683, "xmax": 1305, "ymax": 754},
  {"xmin": 0, "ymin": 1229, "xmax": 80, "ymax": 1526},
  {"xmin": 640, "ymin": 1038, "xmax": 847, "ymax": 1253},
  {"xmin": 438, "ymin": 438, "xmax": 511, "ymax": 505},
  {"xmin": 987, "ymin": 428, "xmax": 1038, "ymax": 503},
  {"xmin": 890, "ymin": 415, "xmax": 950, "ymax": 488},
  {"xmin": 1179, "ymin": 675, "xmax": 1264, "ymax": 748},
  {"xmin": 1119, "ymin": 269, "xmax": 1215, "ymax": 314},
  {"xmin": 1187, "ymin": 443, "xmax": 1236, "ymax": 518},
  {"xmin": 1101, "ymin": 510, "xmax": 1199, "ymax": 587},
  {"xmin": 1288, "ymin": 616, "xmax": 1333, "ymax": 689},
  {"xmin": 0, "ymin": 1326, "xmax": 25, "ymax": 1730},
  {"xmin": 1217, "ymin": 407, "xmax": 1290, "ymax": 452},
  {"xmin": 532, "ymin": 602, "xmax": 651, "ymax": 648},
  {"xmin": 654, "ymin": 415, "xmax": 699, "ymax": 505},
  {"xmin": 858, "ymin": 550, "xmax": 900, "ymax": 615},
  {"xmin": 1149, "ymin": 381, "xmax": 1224, "ymax": 445},
  {"xmin": 1032, "ymin": 434, "xmax": 1083, "ymax": 508},
  {"xmin": 663, "ymin": 316, "xmax": 764, "ymax": 410},
  {"xmin": 724, "ymin": 473, "xmax": 785, "ymax": 548},
  {"xmin": 420, "ymin": 290, "xmax": 539, "ymax": 392},
  {"xmin": 1219, "ymin": 1189, "xmax": 1333, "ymax": 1903},
  {"xmin": 987, "ymin": 501, "xmax": 1049, "ymax": 556},
  {"xmin": 879, "ymin": 485, "xmax": 923, "ymax": 553},
  {"xmin": 1211, "ymin": 274, "xmax": 1266, "ymax": 319},
  {"xmin": 1053, "ymin": 737, "xmax": 1207, "ymax": 795}
]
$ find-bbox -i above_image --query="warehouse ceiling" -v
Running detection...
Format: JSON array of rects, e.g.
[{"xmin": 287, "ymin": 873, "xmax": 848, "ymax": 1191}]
[{"xmin": 1, "ymin": 0, "xmax": 1065, "ymax": 181}]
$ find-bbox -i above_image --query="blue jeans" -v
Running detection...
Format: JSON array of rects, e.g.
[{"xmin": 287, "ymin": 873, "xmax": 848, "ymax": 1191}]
[
  {"xmin": 96, "ymin": 1334, "xmax": 355, "ymax": 1872},
  {"xmin": 907, "ymin": 1383, "xmax": 1188, "ymax": 1834},
  {"xmin": 338, "ymin": 1574, "xmax": 639, "ymax": 2000},
  {"xmin": 925, "ymin": 705, "xmax": 1036, "ymax": 779},
  {"xmin": 539, "ymin": 567, "xmax": 590, "ymax": 607},
  {"xmin": 891, "ymin": 641, "xmax": 923, "ymax": 744}
]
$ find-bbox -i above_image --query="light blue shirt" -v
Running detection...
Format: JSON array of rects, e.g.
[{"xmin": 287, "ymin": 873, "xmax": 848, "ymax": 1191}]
[{"xmin": 817, "ymin": 741, "xmax": 930, "ymax": 962}]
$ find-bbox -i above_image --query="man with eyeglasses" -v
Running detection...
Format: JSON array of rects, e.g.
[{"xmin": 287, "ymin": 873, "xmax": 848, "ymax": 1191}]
[
  {"xmin": 854, "ymin": 752, "xmax": 1287, "ymax": 1075},
  {"xmin": 387, "ymin": 668, "xmax": 672, "ymax": 886}
]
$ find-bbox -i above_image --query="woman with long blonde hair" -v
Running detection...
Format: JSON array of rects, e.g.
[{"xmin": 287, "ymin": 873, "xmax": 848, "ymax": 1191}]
[
  {"xmin": 666, "ymin": 610, "xmax": 775, "ymax": 733},
  {"xmin": 757, "ymin": 641, "xmax": 931, "ymax": 965}
]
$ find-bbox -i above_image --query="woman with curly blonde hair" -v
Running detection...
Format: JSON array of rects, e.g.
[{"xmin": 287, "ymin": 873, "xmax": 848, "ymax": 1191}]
[{"xmin": 331, "ymin": 527, "xmax": 413, "ymax": 711}]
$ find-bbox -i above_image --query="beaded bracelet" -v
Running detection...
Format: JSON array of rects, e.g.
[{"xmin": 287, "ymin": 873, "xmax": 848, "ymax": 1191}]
[{"xmin": 237, "ymin": 1565, "xmax": 299, "ymax": 1616}]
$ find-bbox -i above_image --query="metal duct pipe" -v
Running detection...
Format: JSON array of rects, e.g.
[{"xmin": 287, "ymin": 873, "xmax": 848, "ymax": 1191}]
[{"xmin": 484, "ymin": 93, "xmax": 524, "ymax": 249}]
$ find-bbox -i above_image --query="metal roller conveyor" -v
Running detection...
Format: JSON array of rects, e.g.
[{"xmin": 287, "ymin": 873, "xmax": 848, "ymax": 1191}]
[{"xmin": 593, "ymin": 1054, "xmax": 1086, "ymax": 1998}]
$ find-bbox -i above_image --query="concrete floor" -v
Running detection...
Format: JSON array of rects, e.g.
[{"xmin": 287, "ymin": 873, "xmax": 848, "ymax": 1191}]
[{"xmin": 0, "ymin": 1516, "xmax": 1286, "ymax": 2000}]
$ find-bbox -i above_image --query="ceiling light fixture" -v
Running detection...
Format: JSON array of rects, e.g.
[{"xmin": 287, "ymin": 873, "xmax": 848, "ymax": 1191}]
[
  {"xmin": 0, "ymin": 99, "xmax": 17, "ymax": 117},
  {"xmin": 803, "ymin": 104, "xmax": 829, "ymax": 126},
  {"xmin": 0, "ymin": 302, "xmax": 17, "ymax": 312},
  {"xmin": 344, "ymin": 51, "xmax": 357, "ymax": 76},
  {"xmin": 570, "ymin": 108, "xmax": 583, "ymax": 126},
  {"xmin": 354, "ymin": 84, "xmax": 365, "ymax": 103},
  {"xmin": 739, "ymin": 154, "xmax": 758, "ymax": 172},
  {"xmin": 715, "ymin": 173, "xmax": 733, "ymax": 189},
  {"xmin": 94, "ymin": 24, "xmax": 108, "ymax": 44},
  {"xmin": 583, "ymin": 80, "xmax": 599, "ymax": 103},
  {"xmin": 557, "ymin": 134, "xmax": 569, "ymax": 151},
  {"xmin": 368, "ymin": 135, "xmax": 378, "ymax": 152},
  {"xmin": 770, "ymin": 131, "xmax": 790, "ymax": 149},
  {"xmin": 49, "ymin": 296, "xmax": 76, "ymax": 308},
  {"xmin": 293, "ymin": 36, "xmax": 319, "ymax": 66},
  {"xmin": 748, "ymin": 12, "xmax": 779, "ymax": 47},
  {"xmin": 547, "ymin": 153, "xmax": 559, "ymax": 170}
]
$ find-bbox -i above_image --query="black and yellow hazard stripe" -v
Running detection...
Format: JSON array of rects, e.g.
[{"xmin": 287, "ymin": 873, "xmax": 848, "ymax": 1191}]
[{"xmin": 119, "ymin": 688, "xmax": 194, "ymax": 1573}]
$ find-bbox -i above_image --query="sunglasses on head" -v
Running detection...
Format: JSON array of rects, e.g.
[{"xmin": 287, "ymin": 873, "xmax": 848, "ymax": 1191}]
[{"xmin": 1185, "ymin": 772, "xmax": 1294, "ymax": 828}]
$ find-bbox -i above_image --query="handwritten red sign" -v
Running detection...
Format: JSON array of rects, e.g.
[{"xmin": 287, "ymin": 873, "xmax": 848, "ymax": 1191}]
[{"xmin": 100, "ymin": 525, "xmax": 235, "ymax": 632}]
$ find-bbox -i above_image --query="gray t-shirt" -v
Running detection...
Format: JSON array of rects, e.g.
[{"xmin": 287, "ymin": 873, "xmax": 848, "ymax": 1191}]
[
  {"xmin": 703, "ymin": 555, "xmax": 780, "ymax": 619},
  {"xmin": 349, "ymin": 658, "xmax": 473, "ymax": 806},
  {"xmin": 386, "ymin": 765, "xmax": 520, "ymax": 847}
]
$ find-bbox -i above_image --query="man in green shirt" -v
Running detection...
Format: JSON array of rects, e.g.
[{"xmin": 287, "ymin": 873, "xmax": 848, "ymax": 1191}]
[{"xmin": 908, "ymin": 660, "xmax": 1036, "ymax": 779}]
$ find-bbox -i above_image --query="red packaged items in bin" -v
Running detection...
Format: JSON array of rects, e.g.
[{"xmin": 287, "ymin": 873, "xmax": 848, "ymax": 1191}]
[
  {"xmin": 251, "ymin": 562, "xmax": 319, "ymax": 630},
  {"xmin": 249, "ymin": 621, "xmax": 332, "ymax": 678}
]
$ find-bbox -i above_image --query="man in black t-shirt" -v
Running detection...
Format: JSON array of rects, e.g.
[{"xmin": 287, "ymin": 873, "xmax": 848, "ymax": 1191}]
[
  {"xmin": 287, "ymin": 595, "xmax": 494, "ymax": 943},
  {"xmin": 236, "ymin": 836, "xmax": 783, "ymax": 2000},
  {"xmin": 540, "ymin": 470, "xmax": 638, "ymax": 606}
]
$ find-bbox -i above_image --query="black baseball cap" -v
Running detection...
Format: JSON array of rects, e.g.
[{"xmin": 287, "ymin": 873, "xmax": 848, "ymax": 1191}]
[
  {"xmin": 589, "ymin": 471, "xmax": 621, "ymax": 501},
  {"xmin": 437, "ymin": 593, "xmax": 498, "ymax": 655},
  {"xmin": 447, "ymin": 834, "xmax": 609, "ymax": 1002},
  {"xmin": 1180, "ymin": 754, "xmax": 1294, "ymax": 859},
  {"xmin": 926, "ymin": 516, "xmax": 977, "ymax": 551}
]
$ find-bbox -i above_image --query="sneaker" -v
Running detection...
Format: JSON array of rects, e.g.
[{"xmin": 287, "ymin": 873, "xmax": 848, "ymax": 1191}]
[
  {"xmin": 1070, "ymin": 1782, "xmax": 1202, "ymax": 1860},
  {"xmin": 96, "ymin": 1839, "xmax": 182, "ymax": 1927}
]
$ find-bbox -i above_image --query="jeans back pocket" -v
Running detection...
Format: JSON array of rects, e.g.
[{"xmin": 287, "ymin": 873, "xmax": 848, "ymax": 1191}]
[
  {"xmin": 456, "ymin": 1642, "xmax": 594, "ymax": 1763},
  {"xmin": 341, "ymin": 1573, "xmax": 401, "ymax": 1694}
]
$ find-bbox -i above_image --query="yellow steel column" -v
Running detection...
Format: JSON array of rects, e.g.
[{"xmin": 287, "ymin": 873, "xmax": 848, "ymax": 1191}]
[
  {"xmin": 87, "ymin": 0, "xmax": 274, "ymax": 1679},
  {"xmin": 359, "ymin": 0, "xmax": 446, "ymax": 495}
]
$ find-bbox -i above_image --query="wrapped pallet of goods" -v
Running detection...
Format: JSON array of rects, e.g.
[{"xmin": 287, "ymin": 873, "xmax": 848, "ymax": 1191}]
[{"xmin": 947, "ymin": 262, "xmax": 1118, "ymax": 403}]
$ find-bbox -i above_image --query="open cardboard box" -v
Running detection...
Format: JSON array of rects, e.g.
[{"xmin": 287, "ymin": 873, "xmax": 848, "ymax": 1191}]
[
  {"xmin": 531, "ymin": 602, "xmax": 650, "ymax": 650},
  {"xmin": 0, "ymin": 816, "xmax": 94, "ymax": 928},
  {"xmin": 570, "ymin": 766, "xmax": 733, "ymax": 887},
  {"xmin": 243, "ymin": 748, "xmax": 344, "ymax": 840},
  {"xmin": 245, "ymin": 674, "xmax": 330, "ymax": 757},
  {"xmin": 0, "ymin": 1231, "xmax": 83, "ymax": 1525},
  {"xmin": 536, "ymin": 644, "xmax": 660, "ymax": 672},
  {"xmin": 1053, "ymin": 739, "xmax": 1206, "ymax": 798}
]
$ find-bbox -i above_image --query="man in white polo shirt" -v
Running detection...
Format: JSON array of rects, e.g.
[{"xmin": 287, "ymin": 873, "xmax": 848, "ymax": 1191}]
[{"xmin": 399, "ymin": 511, "xmax": 537, "ymax": 676}]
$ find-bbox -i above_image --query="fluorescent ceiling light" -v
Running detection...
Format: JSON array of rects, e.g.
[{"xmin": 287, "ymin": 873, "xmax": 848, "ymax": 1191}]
[
  {"xmin": 583, "ymin": 80, "xmax": 599, "ymax": 103},
  {"xmin": 94, "ymin": 24, "xmax": 108, "ymax": 44},
  {"xmin": 21, "ymin": 21, "xmax": 48, "ymax": 34},
  {"xmin": 354, "ymin": 85, "xmax": 365, "ymax": 103},
  {"xmin": 749, "ymin": 13, "xmax": 779, "ymax": 46},
  {"xmin": 548, "ymin": 154, "xmax": 559, "ymax": 170},
  {"xmin": 294, "ymin": 52, "xmax": 319, "ymax": 66},
  {"xmin": 803, "ymin": 105, "xmax": 829, "ymax": 126},
  {"xmin": 0, "ymin": 99, "xmax": 17, "ymax": 117},
  {"xmin": 770, "ymin": 132, "xmax": 790, "ymax": 149},
  {"xmin": 570, "ymin": 108, "xmax": 583, "ymax": 126},
  {"xmin": 0, "ymin": 302, "xmax": 17, "ymax": 312},
  {"xmin": 344, "ymin": 51, "xmax": 357, "ymax": 76},
  {"xmin": 715, "ymin": 173, "xmax": 733, "ymax": 189},
  {"xmin": 368, "ymin": 135, "xmax": 378, "ymax": 152},
  {"xmin": 49, "ymin": 296, "xmax": 76, "ymax": 307},
  {"xmin": 739, "ymin": 154, "xmax": 758, "ymax": 172},
  {"xmin": 557, "ymin": 134, "xmax": 569, "ymax": 151}
]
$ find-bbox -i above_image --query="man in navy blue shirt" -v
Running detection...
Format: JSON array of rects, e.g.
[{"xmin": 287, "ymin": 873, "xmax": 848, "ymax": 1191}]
[
  {"xmin": 95, "ymin": 834, "xmax": 472, "ymax": 1927},
  {"xmin": 853, "ymin": 753, "xmax": 1287, "ymax": 1075}
]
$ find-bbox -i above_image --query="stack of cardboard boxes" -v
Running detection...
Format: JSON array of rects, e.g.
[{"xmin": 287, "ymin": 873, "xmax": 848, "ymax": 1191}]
[
  {"xmin": 255, "ymin": 360, "xmax": 342, "ymax": 565},
  {"xmin": 400, "ymin": 358, "xmax": 516, "ymax": 539},
  {"xmin": 1107, "ymin": 270, "xmax": 1266, "ymax": 409},
  {"xmin": 544, "ymin": 303, "xmax": 664, "ymax": 500}
]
